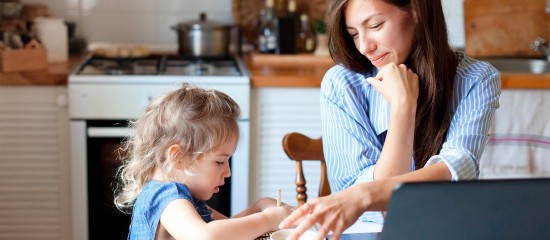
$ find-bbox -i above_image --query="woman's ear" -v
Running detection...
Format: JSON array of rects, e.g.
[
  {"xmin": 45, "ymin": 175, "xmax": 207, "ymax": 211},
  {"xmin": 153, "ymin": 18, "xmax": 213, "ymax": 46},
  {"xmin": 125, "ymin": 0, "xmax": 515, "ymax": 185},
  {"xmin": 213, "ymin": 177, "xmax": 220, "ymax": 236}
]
[{"xmin": 165, "ymin": 144, "xmax": 184, "ymax": 169}]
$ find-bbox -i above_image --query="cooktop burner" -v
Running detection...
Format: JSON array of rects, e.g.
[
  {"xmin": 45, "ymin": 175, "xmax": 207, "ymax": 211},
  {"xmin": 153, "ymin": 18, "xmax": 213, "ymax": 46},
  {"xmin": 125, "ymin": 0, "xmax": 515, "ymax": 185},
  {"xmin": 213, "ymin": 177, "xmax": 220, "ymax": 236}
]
[
  {"xmin": 80, "ymin": 57, "xmax": 161, "ymax": 75},
  {"xmin": 76, "ymin": 55, "xmax": 242, "ymax": 76},
  {"xmin": 164, "ymin": 58, "xmax": 241, "ymax": 76}
]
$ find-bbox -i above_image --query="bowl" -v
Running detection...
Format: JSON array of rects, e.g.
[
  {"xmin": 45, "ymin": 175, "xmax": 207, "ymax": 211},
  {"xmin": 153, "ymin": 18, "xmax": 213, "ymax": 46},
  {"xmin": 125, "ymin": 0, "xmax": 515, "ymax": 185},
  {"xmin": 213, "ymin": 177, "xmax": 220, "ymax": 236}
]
[
  {"xmin": 270, "ymin": 229, "xmax": 317, "ymax": 240},
  {"xmin": 479, "ymin": 57, "xmax": 550, "ymax": 74}
]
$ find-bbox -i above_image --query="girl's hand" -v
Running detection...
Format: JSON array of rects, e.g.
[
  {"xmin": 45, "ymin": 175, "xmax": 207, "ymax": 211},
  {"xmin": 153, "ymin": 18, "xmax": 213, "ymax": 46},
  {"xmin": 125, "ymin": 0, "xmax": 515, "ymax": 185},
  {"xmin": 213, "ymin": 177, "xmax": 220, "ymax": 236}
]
[
  {"xmin": 367, "ymin": 63, "xmax": 419, "ymax": 109},
  {"xmin": 262, "ymin": 205, "xmax": 295, "ymax": 231},
  {"xmin": 253, "ymin": 197, "xmax": 292, "ymax": 212},
  {"xmin": 232, "ymin": 197, "xmax": 294, "ymax": 219},
  {"xmin": 278, "ymin": 185, "xmax": 369, "ymax": 240}
]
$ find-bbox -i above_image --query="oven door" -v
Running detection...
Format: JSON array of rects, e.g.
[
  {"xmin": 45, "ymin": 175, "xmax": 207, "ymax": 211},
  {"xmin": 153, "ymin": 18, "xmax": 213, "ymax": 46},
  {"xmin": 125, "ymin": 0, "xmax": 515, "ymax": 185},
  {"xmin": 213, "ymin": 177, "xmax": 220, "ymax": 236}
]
[{"xmin": 70, "ymin": 119, "xmax": 246, "ymax": 240}]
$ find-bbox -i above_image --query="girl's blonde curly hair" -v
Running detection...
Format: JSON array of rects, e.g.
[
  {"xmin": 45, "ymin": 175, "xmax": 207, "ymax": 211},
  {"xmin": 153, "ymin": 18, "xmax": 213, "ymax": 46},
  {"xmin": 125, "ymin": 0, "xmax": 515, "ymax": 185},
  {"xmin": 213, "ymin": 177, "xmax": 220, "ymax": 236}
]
[{"xmin": 113, "ymin": 83, "xmax": 241, "ymax": 214}]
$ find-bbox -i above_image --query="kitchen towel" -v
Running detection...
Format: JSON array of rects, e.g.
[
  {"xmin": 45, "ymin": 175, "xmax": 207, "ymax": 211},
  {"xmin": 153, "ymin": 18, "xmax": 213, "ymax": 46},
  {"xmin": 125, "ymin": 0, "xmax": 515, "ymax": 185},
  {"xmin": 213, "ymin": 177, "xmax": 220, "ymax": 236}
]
[{"xmin": 480, "ymin": 90, "xmax": 550, "ymax": 178}]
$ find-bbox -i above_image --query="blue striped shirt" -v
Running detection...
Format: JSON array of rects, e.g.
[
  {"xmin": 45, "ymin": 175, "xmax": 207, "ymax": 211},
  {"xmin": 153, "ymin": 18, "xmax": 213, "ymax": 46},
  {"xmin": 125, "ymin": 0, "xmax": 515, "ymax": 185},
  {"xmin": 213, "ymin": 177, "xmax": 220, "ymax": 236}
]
[{"xmin": 320, "ymin": 52, "xmax": 500, "ymax": 192}]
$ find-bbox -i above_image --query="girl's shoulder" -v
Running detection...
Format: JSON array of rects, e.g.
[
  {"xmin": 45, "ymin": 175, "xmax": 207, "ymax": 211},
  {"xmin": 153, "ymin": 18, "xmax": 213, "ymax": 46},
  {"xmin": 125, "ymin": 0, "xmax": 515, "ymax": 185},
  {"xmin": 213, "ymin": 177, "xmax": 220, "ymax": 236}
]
[{"xmin": 138, "ymin": 180, "xmax": 194, "ymax": 205}]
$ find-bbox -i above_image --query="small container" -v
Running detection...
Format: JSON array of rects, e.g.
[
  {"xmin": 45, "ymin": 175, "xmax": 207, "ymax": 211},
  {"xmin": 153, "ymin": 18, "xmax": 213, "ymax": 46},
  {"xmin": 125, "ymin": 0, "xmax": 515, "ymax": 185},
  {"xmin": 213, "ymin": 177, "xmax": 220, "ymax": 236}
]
[
  {"xmin": 0, "ymin": 2, "xmax": 23, "ymax": 19},
  {"xmin": 32, "ymin": 17, "xmax": 68, "ymax": 62}
]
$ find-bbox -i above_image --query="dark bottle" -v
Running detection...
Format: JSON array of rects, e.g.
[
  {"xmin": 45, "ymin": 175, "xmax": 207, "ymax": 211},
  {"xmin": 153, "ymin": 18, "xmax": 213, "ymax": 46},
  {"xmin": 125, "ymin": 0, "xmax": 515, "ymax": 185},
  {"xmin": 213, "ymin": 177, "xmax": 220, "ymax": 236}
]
[
  {"xmin": 274, "ymin": 0, "xmax": 288, "ymax": 18},
  {"xmin": 296, "ymin": 13, "xmax": 317, "ymax": 53},
  {"xmin": 275, "ymin": 0, "xmax": 297, "ymax": 54},
  {"xmin": 257, "ymin": 0, "xmax": 278, "ymax": 54}
]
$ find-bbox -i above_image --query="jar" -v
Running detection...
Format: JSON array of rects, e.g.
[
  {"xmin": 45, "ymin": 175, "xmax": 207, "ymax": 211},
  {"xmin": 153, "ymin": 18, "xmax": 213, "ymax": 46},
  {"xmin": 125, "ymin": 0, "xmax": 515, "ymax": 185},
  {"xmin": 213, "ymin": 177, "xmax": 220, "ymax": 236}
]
[{"xmin": 33, "ymin": 17, "xmax": 68, "ymax": 62}]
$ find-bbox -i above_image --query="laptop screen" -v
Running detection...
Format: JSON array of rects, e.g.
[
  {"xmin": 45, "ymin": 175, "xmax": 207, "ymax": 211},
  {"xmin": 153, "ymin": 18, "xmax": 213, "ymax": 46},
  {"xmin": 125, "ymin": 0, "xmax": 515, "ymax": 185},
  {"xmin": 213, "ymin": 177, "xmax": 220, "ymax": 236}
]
[{"xmin": 381, "ymin": 178, "xmax": 550, "ymax": 240}]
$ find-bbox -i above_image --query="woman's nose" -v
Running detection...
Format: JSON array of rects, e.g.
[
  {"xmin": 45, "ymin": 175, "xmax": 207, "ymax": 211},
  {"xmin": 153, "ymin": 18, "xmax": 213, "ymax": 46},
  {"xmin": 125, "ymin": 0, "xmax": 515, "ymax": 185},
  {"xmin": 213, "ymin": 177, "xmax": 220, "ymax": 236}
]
[{"xmin": 357, "ymin": 34, "xmax": 376, "ymax": 55}]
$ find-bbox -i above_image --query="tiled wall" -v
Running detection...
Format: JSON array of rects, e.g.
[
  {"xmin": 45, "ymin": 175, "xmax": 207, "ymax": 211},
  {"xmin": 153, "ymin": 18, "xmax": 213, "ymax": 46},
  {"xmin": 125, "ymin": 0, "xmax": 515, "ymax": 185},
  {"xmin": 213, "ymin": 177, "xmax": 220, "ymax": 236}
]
[
  {"xmin": 20, "ymin": 0, "xmax": 464, "ymax": 47},
  {"xmin": 442, "ymin": 0, "xmax": 465, "ymax": 48},
  {"xmin": 21, "ymin": 0, "xmax": 233, "ymax": 45}
]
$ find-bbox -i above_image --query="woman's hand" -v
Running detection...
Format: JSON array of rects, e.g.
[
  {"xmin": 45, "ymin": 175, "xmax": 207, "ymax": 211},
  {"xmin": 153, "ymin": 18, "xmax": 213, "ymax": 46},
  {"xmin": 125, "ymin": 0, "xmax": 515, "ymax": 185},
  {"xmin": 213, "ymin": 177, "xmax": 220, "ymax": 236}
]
[
  {"xmin": 367, "ymin": 63, "xmax": 419, "ymax": 109},
  {"xmin": 278, "ymin": 185, "xmax": 371, "ymax": 240}
]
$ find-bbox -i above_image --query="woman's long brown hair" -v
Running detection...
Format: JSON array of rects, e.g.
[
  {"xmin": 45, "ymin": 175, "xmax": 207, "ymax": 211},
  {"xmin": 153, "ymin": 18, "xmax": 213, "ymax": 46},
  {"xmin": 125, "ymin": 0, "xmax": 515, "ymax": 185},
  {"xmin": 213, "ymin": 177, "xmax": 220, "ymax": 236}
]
[{"xmin": 326, "ymin": 0, "xmax": 458, "ymax": 169}]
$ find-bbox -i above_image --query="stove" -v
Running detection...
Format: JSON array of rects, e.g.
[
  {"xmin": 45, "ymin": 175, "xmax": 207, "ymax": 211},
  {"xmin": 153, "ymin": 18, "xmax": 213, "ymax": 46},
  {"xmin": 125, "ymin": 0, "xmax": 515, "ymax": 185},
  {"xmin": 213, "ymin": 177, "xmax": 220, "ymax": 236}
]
[
  {"xmin": 68, "ymin": 53, "xmax": 250, "ymax": 240},
  {"xmin": 76, "ymin": 55, "xmax": 243, "ymax": 76}
]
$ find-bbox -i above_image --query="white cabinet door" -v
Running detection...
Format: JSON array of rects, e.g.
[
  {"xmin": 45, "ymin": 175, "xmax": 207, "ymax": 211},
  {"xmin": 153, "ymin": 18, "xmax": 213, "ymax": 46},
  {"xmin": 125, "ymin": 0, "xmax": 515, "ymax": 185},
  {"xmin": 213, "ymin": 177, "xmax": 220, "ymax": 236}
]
[
  {"xmin": 0, "ymin": 86, "xmax": 70, "ymax": 240},
  {"xmin": 250, "ymin": 88, "xmax": 322, "ymax": 206}
]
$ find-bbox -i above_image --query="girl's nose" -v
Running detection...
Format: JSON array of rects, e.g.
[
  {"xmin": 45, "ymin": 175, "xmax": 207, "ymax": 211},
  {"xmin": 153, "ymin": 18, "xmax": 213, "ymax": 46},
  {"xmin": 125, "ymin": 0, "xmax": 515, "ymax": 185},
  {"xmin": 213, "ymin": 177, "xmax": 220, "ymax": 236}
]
[{"xmin": 224, "ymin": 164, "xmax": 231, "ymax": 178}]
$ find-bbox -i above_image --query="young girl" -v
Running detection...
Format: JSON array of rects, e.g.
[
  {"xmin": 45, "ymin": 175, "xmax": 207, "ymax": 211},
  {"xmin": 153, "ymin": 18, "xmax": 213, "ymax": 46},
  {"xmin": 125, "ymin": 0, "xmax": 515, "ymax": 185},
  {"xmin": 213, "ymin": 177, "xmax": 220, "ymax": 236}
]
[{"xmin": 114, "ymin": 84, "xmax": 293, "ymax": 239}]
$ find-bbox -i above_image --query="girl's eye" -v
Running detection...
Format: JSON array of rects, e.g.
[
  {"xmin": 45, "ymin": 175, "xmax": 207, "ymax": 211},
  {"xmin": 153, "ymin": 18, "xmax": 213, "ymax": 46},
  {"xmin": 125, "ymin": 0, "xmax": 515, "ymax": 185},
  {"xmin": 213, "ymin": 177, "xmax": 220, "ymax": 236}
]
[
  {"xmin": 349, "ymin": 32, "xmax": 358, "ymax": 39},
  {"xmin": 216, "ymin": 161, "xmax": 224, "ymax": 165}
]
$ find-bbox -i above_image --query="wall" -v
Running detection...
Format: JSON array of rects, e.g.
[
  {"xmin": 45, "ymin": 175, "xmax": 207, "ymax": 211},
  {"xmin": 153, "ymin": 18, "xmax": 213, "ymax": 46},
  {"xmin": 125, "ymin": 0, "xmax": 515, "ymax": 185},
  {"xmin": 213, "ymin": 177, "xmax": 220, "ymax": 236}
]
[
  {"xmin": 442, "ymin": 0, "xmax": 465, "ymax": 48},
  {"xmin": 21, "ymin": 0, "xmax": 465, "ymax": 48},
  {"xmin": 21, "ymin": 0, "xmax": 233, "ymax": 45}
]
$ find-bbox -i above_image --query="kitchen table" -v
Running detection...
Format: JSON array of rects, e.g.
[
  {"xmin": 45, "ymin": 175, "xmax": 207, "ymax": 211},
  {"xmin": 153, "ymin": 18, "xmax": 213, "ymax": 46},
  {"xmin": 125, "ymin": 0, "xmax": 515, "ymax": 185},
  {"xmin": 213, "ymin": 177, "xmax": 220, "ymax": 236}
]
[
  {"xmin": 256, "ymin": 219, "xmax": 382, "ymax": 240},
  {"xmin": 329, "ymin": 233, "xmax": 381, "ymax": 240}
]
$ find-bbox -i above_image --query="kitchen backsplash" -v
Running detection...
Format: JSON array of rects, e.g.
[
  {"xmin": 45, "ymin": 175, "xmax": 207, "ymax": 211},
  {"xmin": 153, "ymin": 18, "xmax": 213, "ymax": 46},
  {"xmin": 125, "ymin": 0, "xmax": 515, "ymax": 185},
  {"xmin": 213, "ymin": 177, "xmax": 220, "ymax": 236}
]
[{"xmin": 20, "ymin": 0, "xmax": 465, "ymax": 48}]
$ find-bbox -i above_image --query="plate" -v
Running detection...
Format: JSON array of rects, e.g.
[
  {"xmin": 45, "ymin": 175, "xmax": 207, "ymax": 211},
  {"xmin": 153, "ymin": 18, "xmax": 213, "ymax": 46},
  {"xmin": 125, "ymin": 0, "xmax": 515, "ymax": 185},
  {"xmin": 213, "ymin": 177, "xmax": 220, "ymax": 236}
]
[{"xmin": 92, "ymin": 45, "xmax": 151, "ymax": 59}]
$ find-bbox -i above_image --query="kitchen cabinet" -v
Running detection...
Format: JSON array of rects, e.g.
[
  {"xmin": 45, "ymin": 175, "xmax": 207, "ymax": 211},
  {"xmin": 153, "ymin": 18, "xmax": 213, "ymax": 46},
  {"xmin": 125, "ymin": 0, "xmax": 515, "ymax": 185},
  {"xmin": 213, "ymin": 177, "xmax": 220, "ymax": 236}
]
[
  {"xmin": 250, "ymin": 87, "xmax": 323, "ymax": 206},
  {"xmin": 0, "ymin": 86, "xmax": 71, "ymax": 240}
]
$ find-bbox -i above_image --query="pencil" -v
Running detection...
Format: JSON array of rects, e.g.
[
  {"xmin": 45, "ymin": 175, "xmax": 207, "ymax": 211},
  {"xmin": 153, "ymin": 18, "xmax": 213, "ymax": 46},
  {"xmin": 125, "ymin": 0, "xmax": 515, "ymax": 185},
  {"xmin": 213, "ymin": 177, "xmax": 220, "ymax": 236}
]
[{"xmin": 277, "ymin": 189, "xmax": 281, "ymax": 207}]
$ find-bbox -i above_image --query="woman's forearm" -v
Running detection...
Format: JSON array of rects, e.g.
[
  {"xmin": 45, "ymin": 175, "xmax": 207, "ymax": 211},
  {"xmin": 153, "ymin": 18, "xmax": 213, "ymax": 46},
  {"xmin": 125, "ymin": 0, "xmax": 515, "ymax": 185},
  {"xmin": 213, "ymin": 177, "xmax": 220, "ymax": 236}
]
[
  {"xmin": 359, "ymin": 161, "xmax": 452, "ymax": 212},
  {"xmin": 374, "ymin": 104, "xmax": 416, "ymax": 180}
]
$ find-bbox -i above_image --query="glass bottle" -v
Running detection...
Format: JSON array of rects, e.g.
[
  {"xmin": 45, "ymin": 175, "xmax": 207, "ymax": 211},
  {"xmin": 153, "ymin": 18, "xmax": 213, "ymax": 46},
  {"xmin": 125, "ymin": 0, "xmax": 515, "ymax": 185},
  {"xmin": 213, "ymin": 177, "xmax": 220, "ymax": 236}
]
[
  {"xmin": 296, "ymin": 13, "xmax": 317, "ymax": 53},
  {"xmin": 257, "ymin": 0, "xmax": 278, "ymax": 53},
  {"xmin": 287, "ymin": 0, "xmax": 297, "ymax": 19},
  {"xmin": 274, "ymin": 0, "xmax": 298, "ymax": 54},
  {"xmin": 274, "ymin": 0, "xmax": 288, "ymax": 18}
]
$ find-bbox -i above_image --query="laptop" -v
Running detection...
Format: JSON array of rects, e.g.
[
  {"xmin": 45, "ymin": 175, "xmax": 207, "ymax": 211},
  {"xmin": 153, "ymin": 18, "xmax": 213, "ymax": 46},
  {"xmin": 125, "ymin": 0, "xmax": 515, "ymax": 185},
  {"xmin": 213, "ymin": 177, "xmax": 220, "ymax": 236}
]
[{"xmin": 378, "ymin": 178, "xmax": 550, "ymax": 240}]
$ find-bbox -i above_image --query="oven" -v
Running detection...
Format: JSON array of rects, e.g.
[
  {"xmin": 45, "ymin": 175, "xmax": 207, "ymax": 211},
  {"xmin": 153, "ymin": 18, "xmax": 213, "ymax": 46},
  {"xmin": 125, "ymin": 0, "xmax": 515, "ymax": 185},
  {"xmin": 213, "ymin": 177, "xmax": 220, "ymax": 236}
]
[{"xmin": 68, "ymin": 53, "xmax": 250, "ymax": 240}]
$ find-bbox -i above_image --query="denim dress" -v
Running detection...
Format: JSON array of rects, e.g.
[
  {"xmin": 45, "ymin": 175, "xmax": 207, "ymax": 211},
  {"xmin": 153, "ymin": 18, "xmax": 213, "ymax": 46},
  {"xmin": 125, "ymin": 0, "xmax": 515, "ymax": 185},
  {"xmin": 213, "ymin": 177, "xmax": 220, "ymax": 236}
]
[{"xmin": 128, "ymin": 180, "xmax": 213, "ymax": 239}]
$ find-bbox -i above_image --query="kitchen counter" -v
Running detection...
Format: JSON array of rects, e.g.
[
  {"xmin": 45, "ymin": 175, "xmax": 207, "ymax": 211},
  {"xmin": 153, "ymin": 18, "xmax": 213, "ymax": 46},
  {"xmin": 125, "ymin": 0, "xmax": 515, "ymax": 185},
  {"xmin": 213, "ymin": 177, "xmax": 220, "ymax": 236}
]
[
  {"xmin": 0, "ymin": 53, "xmax": 85, "ymax": 86},
  {"xmin": 246, "ymin": 53, "xmax": 550, "ymax": 89},
  {"xmin": 3, "ymin": 52, "xmax": 550, "ymax": 88},
  {"xmin": 500, "ymin": 73, "xmax": 550, "ymax": 88},
  {"xmin": 245, "ymin": 53, "xmax": 335, "ymax": 87}
]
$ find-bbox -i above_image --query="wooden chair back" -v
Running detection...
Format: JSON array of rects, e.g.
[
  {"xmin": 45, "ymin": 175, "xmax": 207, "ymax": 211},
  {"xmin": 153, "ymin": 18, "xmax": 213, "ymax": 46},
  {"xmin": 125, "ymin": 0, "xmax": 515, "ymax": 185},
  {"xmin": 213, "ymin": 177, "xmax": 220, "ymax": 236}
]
[{"xmin": 282, "ymin": 132, "xmax": 331, "ymax": 206}]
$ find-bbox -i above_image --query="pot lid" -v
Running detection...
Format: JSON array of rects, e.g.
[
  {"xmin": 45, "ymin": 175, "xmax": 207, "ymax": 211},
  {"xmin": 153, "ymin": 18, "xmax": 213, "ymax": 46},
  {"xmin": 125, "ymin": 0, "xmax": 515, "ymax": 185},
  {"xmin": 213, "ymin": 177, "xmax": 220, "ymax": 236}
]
[{"xmin": 174, "ymin": 12, "xmax": 229, "ymax": 30}]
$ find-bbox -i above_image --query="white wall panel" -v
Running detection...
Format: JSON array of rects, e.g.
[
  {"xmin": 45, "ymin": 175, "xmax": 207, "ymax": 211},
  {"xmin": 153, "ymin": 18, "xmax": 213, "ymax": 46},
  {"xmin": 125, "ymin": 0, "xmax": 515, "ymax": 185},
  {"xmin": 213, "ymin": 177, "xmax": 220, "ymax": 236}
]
[{"xmin": 251, "ymin": 88, "xmax": 322, "ymax": 207}]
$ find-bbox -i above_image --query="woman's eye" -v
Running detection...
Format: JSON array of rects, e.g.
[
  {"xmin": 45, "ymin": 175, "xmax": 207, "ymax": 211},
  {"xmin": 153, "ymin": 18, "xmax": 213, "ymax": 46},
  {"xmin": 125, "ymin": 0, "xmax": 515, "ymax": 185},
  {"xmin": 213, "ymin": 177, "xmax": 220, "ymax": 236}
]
[
  {"xmin": 349, "ymin": 32, "xmax": 358, "ymax": 38},
  {"xmin": 370, "ymin": 22, "xmax": 384, "ymax": 29},
  {"xmin": 216, "ymin": 161, "xmax": 224, "ymax": 165}
]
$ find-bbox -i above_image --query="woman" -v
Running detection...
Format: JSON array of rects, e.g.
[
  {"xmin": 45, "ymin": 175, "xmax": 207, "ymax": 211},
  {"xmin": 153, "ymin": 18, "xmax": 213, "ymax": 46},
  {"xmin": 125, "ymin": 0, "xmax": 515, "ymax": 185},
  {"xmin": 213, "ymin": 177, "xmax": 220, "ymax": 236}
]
[{"xmin": 279, "ymin": 0, "xmax": 500, "ymax": 239}]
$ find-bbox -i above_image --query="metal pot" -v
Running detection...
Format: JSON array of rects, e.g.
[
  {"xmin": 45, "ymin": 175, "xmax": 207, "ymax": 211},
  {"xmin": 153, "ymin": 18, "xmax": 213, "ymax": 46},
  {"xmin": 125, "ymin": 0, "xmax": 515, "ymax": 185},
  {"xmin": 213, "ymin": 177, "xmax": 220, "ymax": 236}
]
[{"xmin": 171, "ymin": 13, "xmax": 232, "ymax": 57}]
